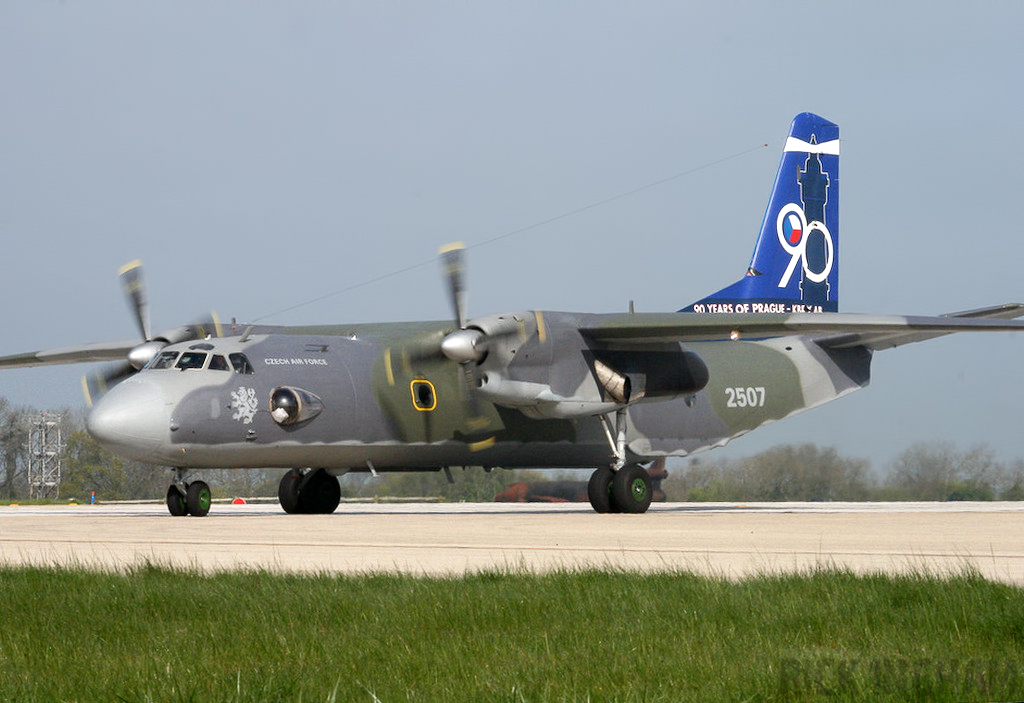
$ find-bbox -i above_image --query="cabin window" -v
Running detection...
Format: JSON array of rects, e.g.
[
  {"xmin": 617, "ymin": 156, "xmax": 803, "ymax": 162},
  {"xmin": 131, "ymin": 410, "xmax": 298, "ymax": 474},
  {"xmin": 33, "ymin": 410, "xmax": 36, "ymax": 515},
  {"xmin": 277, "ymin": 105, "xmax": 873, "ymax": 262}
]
[
  {"xmin": 147, "ymin": 351, "xmax": 179, "ymax": 370},
  {"xmin": 208, "ymin": 354, "xmax": 230, "ymax": 371},
  {"xmin": 229, "ymin": 353, "xmax": 254, "ymax": 374},
  {"xmin": 176, "ymin": 352, "xmax": 208, "ymax": 370}
]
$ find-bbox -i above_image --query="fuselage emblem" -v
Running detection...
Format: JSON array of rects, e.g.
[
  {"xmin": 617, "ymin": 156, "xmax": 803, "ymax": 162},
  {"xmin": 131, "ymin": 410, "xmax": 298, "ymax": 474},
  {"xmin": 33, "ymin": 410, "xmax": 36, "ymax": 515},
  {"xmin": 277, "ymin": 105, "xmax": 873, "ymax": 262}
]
[{"xmin": 231, "ymin": 386, "xmax": 259, "ymax": 424}]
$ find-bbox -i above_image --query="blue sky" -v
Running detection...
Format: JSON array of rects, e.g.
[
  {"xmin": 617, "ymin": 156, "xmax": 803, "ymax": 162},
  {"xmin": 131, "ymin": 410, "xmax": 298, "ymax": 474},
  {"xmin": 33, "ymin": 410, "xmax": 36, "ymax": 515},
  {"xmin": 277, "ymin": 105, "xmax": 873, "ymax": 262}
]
[{"xmin": 1, "ymin": 2, "xmax": 1021, "ymax": 468}]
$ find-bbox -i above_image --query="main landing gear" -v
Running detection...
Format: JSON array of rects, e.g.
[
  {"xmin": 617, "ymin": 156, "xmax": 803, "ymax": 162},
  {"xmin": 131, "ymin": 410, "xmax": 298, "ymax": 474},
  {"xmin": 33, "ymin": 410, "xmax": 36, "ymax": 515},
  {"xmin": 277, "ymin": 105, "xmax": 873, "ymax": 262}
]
[
  {"xmin": 588, "ymin": 408, "xmax": 653, "ymax": 513},
  {"xmin": 587, "ymin": 464, "xmax": 653, "ymax": 514},
  {"xmin": 166, "ymin": 469, "xmax": 212, "ymax": 517},
  {"xmin": 278, "ymin": 468, "xmax": 342, "ymax": 514}
]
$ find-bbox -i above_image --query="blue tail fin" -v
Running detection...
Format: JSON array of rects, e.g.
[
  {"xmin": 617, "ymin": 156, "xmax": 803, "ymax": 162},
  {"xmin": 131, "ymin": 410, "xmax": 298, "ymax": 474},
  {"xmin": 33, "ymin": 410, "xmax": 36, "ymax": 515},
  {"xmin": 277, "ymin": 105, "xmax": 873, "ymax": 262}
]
[{"xmin": 682, "ymin": 112, "xmax": 840, "ymax": 314}]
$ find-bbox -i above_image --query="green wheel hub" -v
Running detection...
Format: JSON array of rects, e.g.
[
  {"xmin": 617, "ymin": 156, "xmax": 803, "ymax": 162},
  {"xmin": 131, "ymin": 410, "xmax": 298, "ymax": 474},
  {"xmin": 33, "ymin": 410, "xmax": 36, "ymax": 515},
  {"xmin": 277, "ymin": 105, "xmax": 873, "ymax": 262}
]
[
  {"xmin": 611, "ymin": 465, "xmax": 653, "ymax": 514},
  {"xmin": 629, "ymin": 477, "xmax": 648, "ymax": 502}
]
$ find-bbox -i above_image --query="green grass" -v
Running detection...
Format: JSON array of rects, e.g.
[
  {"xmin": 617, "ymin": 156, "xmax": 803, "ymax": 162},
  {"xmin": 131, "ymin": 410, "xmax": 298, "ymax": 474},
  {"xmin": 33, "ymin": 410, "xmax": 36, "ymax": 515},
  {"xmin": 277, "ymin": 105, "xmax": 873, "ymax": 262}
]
[{"xmin": 0, "ymin": 566, "xmax": 1022, "ymax": 701}]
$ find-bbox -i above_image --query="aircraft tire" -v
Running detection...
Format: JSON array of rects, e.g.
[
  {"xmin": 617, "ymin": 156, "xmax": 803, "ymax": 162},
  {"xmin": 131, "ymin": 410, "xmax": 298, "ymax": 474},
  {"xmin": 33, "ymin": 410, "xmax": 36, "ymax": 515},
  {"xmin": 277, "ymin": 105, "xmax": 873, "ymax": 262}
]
[
  {"xmin": 185, "ymin": 480, "xmax": 212, "ymax": 517},
  {"xmin": 279, "ymin": 469, "xmax": 302, "ymax": 514},
  {"xmin": 587, "ymin": 467, "xmax": 616, "ymax": 513},
  {"xmin": 611, "ymin": 464, "xmax": 652, "ymax": 514},
  {"xmin": 166, "ymin": 485, "xmax": 187, "ymax": 517},
  {"xmin": 312, "ymin": 471, "xmax": 341, "ymax": 514},
  {"xmin": 300, "ymin": 469, "xmax": 341, "ymax": 514}
]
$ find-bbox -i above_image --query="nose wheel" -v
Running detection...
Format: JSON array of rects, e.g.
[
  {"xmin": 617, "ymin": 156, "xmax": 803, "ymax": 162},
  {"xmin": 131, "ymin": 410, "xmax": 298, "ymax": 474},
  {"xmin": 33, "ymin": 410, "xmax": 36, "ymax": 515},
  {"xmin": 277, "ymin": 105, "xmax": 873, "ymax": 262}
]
[{"xmin": 166, "ymin": 470, "xmax": 211, "ymax": 517}]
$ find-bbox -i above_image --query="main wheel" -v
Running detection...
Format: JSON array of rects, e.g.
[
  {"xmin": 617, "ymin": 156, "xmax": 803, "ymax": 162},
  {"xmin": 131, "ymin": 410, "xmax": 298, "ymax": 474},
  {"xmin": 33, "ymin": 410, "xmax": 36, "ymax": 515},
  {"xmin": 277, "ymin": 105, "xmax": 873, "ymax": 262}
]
[
  {"xmin": 185, "ymin": 480, "xmax": 212, "ymax": 517},
  {"xmin": 296, "ymin": 469, "xmax": 341, "ymax": 514},
  {"xmin": 587, "ymin": 466, "xmax": 616, "ymax": 513},
  {"xmin": 166, "ymin": 485, "xmax": 187, "ymax": 516},
  {"xmin": 611, "ymin": 464, "xmax": 652, "ymax": 514},
  {"xmin": 309, "ymin": 471, "xmax": 341, "ymax": 514},
  {"xmin": 279, "ymin": 469, "xmax": 302, "ymax": 514}
]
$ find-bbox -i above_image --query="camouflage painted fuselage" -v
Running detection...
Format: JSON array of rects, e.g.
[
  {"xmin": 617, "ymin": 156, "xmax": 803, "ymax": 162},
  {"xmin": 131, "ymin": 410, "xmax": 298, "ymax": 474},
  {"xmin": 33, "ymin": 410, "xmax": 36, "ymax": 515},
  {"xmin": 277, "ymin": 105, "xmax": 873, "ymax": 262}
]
[{"xmin": 86, "ymin": 310, "xmax": 871, "ymax": 473}]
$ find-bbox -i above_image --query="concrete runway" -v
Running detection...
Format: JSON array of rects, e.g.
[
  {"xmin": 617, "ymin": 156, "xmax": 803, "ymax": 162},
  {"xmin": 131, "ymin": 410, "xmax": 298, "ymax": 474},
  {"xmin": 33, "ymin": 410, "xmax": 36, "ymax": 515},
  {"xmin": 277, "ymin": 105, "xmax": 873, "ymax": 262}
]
[{"xmin": 2, "ymin": 501, "xmax": 1023, "ymax": 583}]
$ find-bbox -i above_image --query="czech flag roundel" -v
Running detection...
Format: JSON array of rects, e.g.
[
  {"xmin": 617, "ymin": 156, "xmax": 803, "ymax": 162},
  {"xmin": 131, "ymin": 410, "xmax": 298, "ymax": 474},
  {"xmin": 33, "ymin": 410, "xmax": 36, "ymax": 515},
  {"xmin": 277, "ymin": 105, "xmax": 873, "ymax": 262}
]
[{"xmin": 783, "ymin": 212, "xmax": 803, "ymax": 245}]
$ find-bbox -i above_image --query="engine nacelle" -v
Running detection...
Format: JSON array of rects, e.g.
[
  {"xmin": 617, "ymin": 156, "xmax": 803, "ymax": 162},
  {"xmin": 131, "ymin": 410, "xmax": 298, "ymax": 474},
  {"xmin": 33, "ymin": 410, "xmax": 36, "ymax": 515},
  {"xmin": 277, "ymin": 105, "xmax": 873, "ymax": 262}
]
[
  {"xmin": 588, "ymin": 350, "xmax": 709, "ymax": 404},
  {"xmin": 475, "ymin": 371, "xmax": 621, "ymax": 419}
]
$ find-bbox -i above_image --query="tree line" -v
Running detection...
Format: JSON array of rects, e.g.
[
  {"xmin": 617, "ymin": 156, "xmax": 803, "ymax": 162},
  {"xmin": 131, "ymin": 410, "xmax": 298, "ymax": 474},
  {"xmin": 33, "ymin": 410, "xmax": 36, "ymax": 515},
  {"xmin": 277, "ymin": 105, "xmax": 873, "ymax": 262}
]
[
  {"xmin": 0, "ymin": 397, "xmax": 1021, "ymax": 503},
  {"xmin": 663, "ymin": 442, "xmax": 1024, "ymax": 502}
]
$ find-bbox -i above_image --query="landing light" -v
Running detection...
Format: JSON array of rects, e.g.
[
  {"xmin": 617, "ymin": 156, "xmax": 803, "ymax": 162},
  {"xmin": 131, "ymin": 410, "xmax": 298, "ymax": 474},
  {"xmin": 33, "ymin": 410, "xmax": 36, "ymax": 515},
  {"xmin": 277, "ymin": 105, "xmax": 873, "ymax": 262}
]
[{"xmin": 269, "ymin": 387, "xmax": 324, "ymax": 426}]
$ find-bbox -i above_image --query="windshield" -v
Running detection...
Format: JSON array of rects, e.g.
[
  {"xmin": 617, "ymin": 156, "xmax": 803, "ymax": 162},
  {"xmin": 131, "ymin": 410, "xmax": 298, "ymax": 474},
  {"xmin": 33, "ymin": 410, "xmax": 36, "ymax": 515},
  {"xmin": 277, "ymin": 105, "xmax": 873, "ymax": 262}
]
[
  {"xmin": 147, "ymin": 351, "xmax": 179, "ymax": 370},
  {"xmin": 175, "ymin": 352, "xmax": 207, "ymax": 370},
  {"xmin": 145, "ymin": 349, "xmax": 253, "ymax": 373},
  {"xmin": 229, "ymin": 353, "xmax": 254, "ymax": 374}
]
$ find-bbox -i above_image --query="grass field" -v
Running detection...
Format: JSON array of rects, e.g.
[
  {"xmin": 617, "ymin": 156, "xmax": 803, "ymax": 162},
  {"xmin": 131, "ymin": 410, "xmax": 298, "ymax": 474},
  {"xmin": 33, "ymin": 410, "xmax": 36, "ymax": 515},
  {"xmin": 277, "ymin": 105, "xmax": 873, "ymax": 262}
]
[{"xmin": 0, "ymin": 565, "xmax": 1022, "ymax": 701}]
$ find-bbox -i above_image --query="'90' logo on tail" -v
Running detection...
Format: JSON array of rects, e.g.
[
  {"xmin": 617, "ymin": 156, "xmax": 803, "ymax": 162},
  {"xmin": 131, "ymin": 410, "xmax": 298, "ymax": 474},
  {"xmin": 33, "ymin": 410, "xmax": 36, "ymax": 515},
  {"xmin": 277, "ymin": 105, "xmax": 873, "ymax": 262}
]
[{"xmin": 776, "ymin": 203, "xmax": 834, "ymax": 288}]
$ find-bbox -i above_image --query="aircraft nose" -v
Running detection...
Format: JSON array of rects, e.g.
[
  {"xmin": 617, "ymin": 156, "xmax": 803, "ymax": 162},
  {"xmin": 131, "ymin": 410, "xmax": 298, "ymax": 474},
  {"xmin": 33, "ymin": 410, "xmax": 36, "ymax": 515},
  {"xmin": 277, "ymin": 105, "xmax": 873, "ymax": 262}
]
[{"xmin": 86, "ymin": 378, "xmax": 171, "ymax": 462}]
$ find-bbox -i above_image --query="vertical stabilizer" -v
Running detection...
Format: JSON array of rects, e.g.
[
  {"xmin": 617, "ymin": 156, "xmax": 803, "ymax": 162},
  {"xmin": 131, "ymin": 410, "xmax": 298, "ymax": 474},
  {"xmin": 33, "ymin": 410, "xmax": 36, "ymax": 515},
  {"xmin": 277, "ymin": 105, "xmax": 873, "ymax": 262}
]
[{"xmin": 682, "ymin": 113, "xmax": 840, "ymax": 314}]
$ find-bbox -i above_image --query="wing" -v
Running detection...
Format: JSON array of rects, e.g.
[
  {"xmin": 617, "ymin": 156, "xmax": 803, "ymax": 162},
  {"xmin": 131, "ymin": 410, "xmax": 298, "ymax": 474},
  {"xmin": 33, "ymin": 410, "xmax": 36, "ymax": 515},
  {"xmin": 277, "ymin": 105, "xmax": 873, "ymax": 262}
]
[
  {"xmin": 580, "ymin": 304, "xmax": 1024, "ymax": 350},
  {"xmin": 818, "ymin": 304, "xmax": 1024, "ymax": 350},
  {"xmin": 0, "ymin": 340, "xmax": 139, "ymax": 369}
]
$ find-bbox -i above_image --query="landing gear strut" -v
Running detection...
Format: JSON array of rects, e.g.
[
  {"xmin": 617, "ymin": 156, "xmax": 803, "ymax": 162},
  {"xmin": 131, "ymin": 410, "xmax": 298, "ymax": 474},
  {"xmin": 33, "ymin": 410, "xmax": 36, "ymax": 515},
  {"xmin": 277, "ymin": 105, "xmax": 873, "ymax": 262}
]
[
  {"xmin": 589, "ymin": 407, "xmax": 653, "ymax": 514},
  {"xmin": 165, "ymin": 469, "xmax": 211, "ymax": 517},
  {"xmin": 278, "ymin": 468, "xmax": 341, "ymax": 514},
  {"xmin": 587, "ymin": 464, "xmax": 652, "ymax": 514}
]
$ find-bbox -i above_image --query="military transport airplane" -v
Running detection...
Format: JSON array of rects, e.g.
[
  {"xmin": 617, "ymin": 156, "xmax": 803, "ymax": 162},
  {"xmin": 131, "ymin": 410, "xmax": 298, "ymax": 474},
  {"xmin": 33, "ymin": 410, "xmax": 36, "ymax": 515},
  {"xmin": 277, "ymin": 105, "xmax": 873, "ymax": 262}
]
[{"xmin": 1, "ymin": 113, "xmax": 1021, "ymax": 517}]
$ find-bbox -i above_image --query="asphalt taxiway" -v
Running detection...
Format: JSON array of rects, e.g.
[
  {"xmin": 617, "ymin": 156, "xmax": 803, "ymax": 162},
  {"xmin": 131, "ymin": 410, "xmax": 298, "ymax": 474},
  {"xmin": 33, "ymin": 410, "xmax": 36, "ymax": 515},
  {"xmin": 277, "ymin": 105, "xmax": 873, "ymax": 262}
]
[{"xmin": 1, "ymin": 501, "xmax": 1023, "ymax": 582}]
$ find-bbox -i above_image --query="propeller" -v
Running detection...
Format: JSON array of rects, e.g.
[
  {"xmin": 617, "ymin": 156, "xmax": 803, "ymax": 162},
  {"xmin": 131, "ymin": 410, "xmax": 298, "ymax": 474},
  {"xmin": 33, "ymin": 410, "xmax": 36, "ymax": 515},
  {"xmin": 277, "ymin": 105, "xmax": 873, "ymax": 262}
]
[
  {"xmin": 437, "ymin": 243, "xmax": 488, "ymax": 411},
  {"xmin": 82, "ymin": 362, "xmax": 136, "ymax": 407},
  {"xmin": 82, "ymin": 261, "xmax": 221, "ymax": 405},
  {"xmin": 438, "ymin": 243, "xmax": 487, "ymax": 365}
]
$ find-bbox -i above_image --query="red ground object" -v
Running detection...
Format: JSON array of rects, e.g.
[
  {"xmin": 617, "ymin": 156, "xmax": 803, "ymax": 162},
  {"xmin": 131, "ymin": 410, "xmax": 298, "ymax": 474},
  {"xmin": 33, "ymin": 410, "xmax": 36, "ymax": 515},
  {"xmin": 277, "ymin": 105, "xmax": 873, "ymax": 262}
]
[{"xmin": 495, "ymin": 459, "xmax": 668, "ymax": 503}]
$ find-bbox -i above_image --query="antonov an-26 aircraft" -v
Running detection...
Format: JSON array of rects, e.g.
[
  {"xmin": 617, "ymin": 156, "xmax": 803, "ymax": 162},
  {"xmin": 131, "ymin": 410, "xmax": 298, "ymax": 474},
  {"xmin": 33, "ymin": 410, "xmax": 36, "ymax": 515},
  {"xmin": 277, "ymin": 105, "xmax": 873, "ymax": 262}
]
[{"xmin": 2, "ymin": 113, "xmax": 1022, "ymax": 517}]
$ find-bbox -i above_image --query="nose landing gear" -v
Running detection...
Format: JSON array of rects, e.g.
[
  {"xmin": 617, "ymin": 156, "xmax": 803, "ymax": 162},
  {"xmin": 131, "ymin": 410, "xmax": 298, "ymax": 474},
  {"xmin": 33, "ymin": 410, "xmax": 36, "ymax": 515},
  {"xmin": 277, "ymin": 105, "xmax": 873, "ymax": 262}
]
[{"xmin": 165, "ymin": 469, "xmax": 211, "ymax": 517}]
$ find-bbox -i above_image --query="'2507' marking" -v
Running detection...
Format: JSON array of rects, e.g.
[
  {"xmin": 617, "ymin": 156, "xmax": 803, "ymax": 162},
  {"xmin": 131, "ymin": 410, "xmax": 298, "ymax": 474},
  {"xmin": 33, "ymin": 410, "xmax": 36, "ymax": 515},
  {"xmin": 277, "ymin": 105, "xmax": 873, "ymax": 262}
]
[{"xmin": 725, "ymin": 387, "xmax": 766, "ymax": 408}]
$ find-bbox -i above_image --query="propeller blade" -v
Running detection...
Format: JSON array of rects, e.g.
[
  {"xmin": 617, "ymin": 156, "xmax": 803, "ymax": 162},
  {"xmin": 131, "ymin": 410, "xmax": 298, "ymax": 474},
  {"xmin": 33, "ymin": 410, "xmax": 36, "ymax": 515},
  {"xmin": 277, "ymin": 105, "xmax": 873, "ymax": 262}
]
[
  {"xmin": 193, "ymin": 311, "xmax": 223, "ymax": 340},
  {"xmin": 436, "ymin": 243, "xmax": 496, "ymax": 422},
  {"xmin": 119, "ymin": 260, "xmax": 151, "ymax": 341},
  {"xmin": 81, "ymin": 361, "xmax": 135, "ymax": 407},
  {"xmin": 439, "ymin": 242, "xmax": 468, "ymax": 330}
]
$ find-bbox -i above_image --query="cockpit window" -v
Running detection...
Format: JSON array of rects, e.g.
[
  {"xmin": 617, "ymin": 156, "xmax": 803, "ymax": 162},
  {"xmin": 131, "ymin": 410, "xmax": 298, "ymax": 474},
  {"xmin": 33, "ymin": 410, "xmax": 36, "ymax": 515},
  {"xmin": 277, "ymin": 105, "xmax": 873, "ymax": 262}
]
[
  {"xmin": 229, "ymin": 353, "xmax": 254, "ymax": 374},
  {"xmin": 148, "ymin": 351, "xmax": 179, "ymax": 370},
  {"xmin": 209, "ymin": 354, "xmax": 230, "ymax": 371},
  {"xmin": 176, "ymin": 352, "xmax": 208, "ymax": 370}
]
